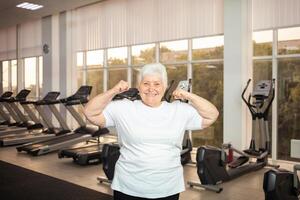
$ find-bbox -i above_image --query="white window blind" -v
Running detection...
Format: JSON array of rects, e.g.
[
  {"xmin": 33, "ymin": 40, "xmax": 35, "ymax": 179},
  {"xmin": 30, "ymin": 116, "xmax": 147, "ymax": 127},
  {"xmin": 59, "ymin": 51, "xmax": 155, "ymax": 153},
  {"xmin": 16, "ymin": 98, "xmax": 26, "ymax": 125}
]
[
  {"xmin": 0, "ymin": 26, "xmax": 17, "ymax": 61},
  {"xmin": 18, "ymin": 19, "xmax": 42, "ymax": 58},
  {"xmin": 253, "ymin": 0, "xmax": 300, "ymax": 31},
  {"xmin": 71, "ymin": 0, "xmax": 224, "ymax": 51}
]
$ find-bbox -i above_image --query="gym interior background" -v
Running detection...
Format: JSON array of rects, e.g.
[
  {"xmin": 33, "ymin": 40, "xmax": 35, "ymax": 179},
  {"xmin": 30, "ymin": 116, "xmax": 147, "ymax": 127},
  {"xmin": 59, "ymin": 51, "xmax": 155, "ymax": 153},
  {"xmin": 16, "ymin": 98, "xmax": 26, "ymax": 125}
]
[{"xmin": 0, "ymin": 0, "xmax": 299, "ymax": 200}]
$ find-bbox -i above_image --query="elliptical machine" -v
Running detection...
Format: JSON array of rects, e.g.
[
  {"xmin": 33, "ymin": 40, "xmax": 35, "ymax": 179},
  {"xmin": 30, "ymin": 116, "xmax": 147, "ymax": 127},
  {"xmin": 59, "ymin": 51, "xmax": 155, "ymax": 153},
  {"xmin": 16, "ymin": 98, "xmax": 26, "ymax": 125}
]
[
  {"xmin": 187, "ymin": 79, "xmax": 278, "ymax": 192},
  {"xmin": 263, "ymin": 164, "xmax": 300, "ymax": 200}
]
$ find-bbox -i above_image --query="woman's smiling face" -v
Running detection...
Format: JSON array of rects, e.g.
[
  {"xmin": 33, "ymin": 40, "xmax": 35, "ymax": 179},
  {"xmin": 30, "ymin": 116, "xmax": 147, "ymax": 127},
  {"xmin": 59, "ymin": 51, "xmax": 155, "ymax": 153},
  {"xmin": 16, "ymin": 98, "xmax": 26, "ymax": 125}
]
[{"xmin": 138, "ymin": 74, "xmax": 165, "ymax": 107}]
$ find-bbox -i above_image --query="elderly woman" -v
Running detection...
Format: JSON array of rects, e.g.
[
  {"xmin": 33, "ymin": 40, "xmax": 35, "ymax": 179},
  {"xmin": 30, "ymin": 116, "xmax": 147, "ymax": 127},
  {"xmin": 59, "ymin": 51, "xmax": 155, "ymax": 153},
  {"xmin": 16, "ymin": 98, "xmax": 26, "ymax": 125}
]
[{"xmin": 84, "ymin": 63, "xmax": 219, "ymax": 200}]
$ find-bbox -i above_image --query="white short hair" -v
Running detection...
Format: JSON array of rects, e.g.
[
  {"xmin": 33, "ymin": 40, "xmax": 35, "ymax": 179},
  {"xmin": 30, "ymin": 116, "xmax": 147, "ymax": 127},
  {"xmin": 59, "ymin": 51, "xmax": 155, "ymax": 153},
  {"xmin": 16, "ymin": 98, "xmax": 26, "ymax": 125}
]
[{"xmin": 138, "ymin": 63, "xmax": 168, "ymax": 87}]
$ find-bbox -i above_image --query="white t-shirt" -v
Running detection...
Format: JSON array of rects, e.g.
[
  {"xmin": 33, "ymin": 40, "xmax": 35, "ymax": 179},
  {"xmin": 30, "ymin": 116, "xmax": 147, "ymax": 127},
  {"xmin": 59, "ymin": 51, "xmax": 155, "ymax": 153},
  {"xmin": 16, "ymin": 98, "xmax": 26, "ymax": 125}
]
[{"xmin": 103, "ymin": 99, "xmax": 202, "ymax": 198}]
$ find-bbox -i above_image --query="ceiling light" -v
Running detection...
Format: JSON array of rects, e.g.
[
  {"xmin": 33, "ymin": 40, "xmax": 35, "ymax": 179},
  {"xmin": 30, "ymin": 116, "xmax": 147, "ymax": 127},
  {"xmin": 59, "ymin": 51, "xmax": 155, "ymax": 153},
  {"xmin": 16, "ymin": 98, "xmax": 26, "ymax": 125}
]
[{"xmin": 16, "ymin": 2, "xmax": 43, "ymax": 10}]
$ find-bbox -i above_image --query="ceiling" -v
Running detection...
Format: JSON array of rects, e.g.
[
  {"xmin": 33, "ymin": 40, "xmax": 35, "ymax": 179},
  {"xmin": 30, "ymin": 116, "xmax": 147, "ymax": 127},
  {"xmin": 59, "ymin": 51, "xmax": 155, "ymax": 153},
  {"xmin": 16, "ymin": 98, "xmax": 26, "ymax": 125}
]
[{"xmin": 0, "ymin": 0, "xmax": 104, "ymax": 29}]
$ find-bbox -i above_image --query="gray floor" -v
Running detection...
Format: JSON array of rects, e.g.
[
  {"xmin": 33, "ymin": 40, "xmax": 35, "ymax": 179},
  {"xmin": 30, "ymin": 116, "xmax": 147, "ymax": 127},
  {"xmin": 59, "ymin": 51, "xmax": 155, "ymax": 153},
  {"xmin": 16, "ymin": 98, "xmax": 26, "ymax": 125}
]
[{"xmin": 0, "ymin": 144, "xmax": 293, "ymax": 200}]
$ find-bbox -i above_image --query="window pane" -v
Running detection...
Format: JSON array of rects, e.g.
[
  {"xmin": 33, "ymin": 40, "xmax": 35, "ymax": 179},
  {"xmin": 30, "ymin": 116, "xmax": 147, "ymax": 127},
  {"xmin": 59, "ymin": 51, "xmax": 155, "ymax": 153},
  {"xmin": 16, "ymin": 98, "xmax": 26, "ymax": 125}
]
[
  {"xmin": 160, "ymin": 40, "xmax": 188, "ymax": 63},
  {"xmin": 39, "ymin": 56, "xmax": 43, "ymax": 96},
  {"xmin": 132, "ymin": 67, "xmax": 141, "ymax": 88},
  {"xmin": 108, "ymin": 47, "xmax": 127, "ymax": 66},
  {"xmin": 191, "ymin": 63, "xmax": 223, "ymax": 147},
  {"xmin": 24, "ymin": 57, "xmax": 37, "ymax": 98},
  {"xmin": 253, "ymin": 60, "xmax": 273, "ymax": 154},
  {"xmin": 11, "ymin": 60, "xmax": 17, "ymax": 94},
  {"xmin": 77, "ymin": 52, "xmax": 84, "ymax": 67},
  {"xmin": 278, "ymin": 27, "xmax": 300, "ymax": 55},
  {"xmin": 77, "ymin": 70, "xmax": 84, "ymax": 88},
  {"xmin": 2, "ymin": 61, "xmax": 9, "ymax": 92},
  {"xmin": 253, "ymin": 30, "xmax": 273, "ymax": 56},
  {"xmin": 86, "ymin": 50, "xmax": 103, "ymax": 67},
  {"xmin": 192, "ymin": 36, "xmax": 224, "ymax": 60},
  {"xmin": 277, "ymin": 58, "xmax": 300, "ymax": 161},
  {"xmin": 132, "ymin": 44, "xmax": 155, "ymax": 65},
  {"xmin": 165, "ymin": 64, "xmax": 187, "ymax": 86},
  {"xmin": 108, "ymin": 68, "xmax": 127, "ymax": 89},
  {"xmin": 87, "ymin": 69, "xmax": 103, "ymax": 98},
  {"xmin": 253, "ymin": 60, "xmax": 272, "ymax": 85}
]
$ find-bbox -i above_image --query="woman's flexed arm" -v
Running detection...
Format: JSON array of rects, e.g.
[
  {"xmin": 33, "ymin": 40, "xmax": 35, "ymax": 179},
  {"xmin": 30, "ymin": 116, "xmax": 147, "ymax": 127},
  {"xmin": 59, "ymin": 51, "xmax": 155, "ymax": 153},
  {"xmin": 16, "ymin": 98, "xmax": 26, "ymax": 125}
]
[
  {"xmin": 84, "ymin": 80, "xmax": 129, "ymax": 127},
  {"xmin": 173, "ymin": 89, "xmax": 219, "ymax": 129}
]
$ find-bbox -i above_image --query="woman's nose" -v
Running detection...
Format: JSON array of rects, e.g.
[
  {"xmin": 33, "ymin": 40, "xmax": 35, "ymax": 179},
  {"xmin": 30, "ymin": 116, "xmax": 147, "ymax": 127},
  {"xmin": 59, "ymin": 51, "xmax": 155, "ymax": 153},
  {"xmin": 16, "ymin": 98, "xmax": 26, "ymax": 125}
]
[{"xmin": 148, "ymin": 86, "xmax": 154, "ymax": 91}]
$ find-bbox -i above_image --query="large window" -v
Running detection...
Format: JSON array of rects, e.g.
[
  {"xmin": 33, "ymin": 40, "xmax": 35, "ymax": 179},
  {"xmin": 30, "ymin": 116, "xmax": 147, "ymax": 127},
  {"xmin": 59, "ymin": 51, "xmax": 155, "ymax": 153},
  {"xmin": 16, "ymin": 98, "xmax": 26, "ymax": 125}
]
[
  {"xmin": 192, "ymin": 63, "xmax": 223, "ymax": 147},
  {"xmin": 76, "ymin": 36, "xmax": 224, "ymax": 149},
  {"xmin": 191, "ymin": 36, "xmax": 224, "ymax": 148},
  {"xmin": 277, "ymin": 58, "xmax": 300, "ymax": 161},
  {"xmin": 253, "ymin": 26, "xmax": 300, "ymax": 161}
]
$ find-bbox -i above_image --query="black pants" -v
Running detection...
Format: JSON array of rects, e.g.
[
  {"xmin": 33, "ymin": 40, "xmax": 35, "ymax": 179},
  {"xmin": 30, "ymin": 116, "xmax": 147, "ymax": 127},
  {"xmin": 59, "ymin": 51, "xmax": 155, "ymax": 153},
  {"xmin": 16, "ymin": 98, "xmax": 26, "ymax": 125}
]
[{"xmin": 113, "ymin": 190, "xmax": 180, "ymax": 200}]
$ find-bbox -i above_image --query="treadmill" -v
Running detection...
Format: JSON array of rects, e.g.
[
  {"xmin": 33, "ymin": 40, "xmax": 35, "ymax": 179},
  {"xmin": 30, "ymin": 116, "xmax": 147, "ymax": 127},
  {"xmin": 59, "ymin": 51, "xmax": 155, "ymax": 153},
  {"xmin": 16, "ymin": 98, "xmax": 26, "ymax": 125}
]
[
  {"xmin": 0, "ymin": 89, "xmax": 43, "ymax": 136},
  {"xmin": 16, "ymin": 86, "xmax": 109, "ymax": 156},
  {"xmin": 0, "ymin": 92, "xmax": 63, "ymax": 146}
]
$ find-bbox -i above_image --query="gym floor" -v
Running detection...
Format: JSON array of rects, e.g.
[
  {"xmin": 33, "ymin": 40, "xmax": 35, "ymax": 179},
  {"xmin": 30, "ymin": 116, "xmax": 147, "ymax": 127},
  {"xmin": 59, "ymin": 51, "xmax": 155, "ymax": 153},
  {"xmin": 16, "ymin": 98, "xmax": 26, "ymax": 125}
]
[{"xmin": 0, "ymin": 143, "xmax": 293, "ymax": 200}]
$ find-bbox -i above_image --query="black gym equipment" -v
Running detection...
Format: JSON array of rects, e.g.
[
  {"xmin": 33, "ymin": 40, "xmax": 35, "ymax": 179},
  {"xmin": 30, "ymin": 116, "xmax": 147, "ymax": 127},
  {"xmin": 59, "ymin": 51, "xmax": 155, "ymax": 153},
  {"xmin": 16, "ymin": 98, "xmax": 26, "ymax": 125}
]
[
  {"xmin": 263, "ymin": 164, "xmax": 300, "ymax": 200},
  {"xmin": 0, "ymin": 89, "xmax": 43, "ymax": 136},
  {"xmin": 0, "ymin": 91, "xmax": 14, "ymax": 127},
  {"xmin": 17, "ymin": 86, "xmax": 108, "ymax": 156},
  {"xmin": 187, "ymin": 79, "xmax": 278, "ymax": 193},
  {"xmin": 0, "ymin": 92, "xmax": 62, "ymax": 146}
]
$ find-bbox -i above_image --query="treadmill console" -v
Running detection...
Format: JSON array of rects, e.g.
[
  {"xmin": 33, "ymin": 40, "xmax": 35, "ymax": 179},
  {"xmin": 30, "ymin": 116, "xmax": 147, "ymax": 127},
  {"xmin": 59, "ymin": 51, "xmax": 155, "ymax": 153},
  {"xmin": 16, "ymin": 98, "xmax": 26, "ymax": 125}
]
[
  {"xmin": 252, "ymin": 80, "xmax": 272, "ymax": 99},
  {"xmin": 1, "ymin": 91, "xmax": 13, "ymax": 98},
  {"xmin": 15, "ymin": 89, "xmax": 31, "ymax": 101},
  {"xmin": 113, "ymin": 88, "xmax": 140, "ymax": 101},
  {"xmin": 69, "ymin": 86, "xmax": 92, "ymax": 101},
  {"xmin": 42, "ymin": 92, "xmax": 60, "ymax": 101},
  {"xmin": 177, "ymin": 80, "xmax": 190, "ymax": 91}
]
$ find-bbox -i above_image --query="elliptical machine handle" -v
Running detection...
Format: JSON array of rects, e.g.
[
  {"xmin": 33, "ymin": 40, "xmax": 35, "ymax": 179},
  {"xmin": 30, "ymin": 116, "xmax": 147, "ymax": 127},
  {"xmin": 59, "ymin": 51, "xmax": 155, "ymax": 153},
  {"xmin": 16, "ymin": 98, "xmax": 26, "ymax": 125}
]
[
  {"xmin": 241, "ymin": 79, "xmax": 251, "ymax": 103},
  {"xmin": 242, "ymin": 79, "xmax": 256, "ymax": 116}
]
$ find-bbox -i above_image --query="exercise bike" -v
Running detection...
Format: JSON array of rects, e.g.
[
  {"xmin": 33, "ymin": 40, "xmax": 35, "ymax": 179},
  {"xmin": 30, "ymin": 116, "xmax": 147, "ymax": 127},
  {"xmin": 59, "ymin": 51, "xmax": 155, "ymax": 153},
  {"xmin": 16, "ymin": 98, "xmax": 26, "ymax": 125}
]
[
  {"xmin": 263, "ymin": 164, "xmax": 300, "ymax": 200},
  {"xmin": 187, "ymin": 79, "xmax": 278, "ymax": 193}
]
